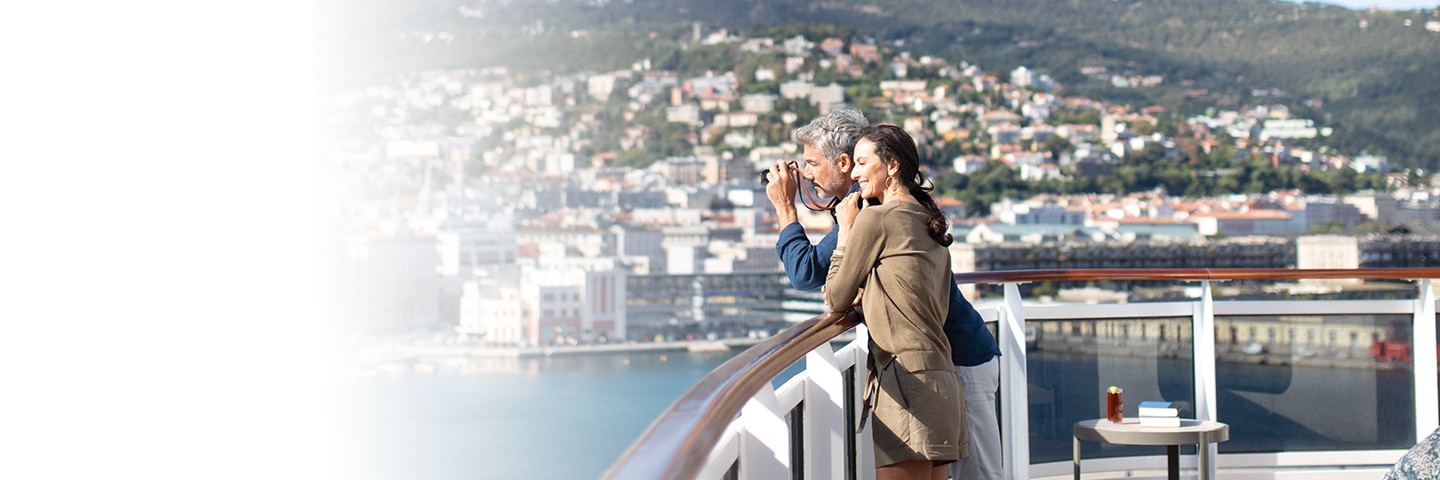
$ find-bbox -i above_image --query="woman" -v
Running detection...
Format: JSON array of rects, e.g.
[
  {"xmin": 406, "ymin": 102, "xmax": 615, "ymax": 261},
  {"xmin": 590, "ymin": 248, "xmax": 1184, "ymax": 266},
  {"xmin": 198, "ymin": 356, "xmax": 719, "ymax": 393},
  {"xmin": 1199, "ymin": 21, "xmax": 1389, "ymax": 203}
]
[{"xmin": 824, "ymin": 124, "xmax": 966, "ymax": 480}]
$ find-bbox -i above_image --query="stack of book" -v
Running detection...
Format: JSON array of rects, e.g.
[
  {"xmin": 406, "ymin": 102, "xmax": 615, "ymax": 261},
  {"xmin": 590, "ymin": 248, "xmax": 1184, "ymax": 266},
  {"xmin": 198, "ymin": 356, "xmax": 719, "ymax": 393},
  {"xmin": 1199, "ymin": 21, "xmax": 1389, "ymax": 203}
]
[{"xmin": 1138, "ymin": 400, "xmax": 1180, "ymax": 428}]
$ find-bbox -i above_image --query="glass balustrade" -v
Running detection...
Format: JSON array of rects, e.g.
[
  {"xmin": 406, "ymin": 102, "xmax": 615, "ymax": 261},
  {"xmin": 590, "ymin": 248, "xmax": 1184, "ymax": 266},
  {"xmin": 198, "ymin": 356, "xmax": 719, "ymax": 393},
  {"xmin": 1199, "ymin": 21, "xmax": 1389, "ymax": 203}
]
[{"xmin": 606, "ymin": 270, "xmax": 1440, "ymax": 480}]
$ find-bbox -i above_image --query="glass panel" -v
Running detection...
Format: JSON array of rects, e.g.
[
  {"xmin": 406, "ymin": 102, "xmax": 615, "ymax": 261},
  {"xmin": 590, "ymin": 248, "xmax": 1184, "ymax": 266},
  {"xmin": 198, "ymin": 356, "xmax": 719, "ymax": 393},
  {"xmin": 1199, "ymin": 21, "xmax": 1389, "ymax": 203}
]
[
  {"xmin": 788, "ymin": 402, "xmax": 804, "ymax": 479},
  {"xmin": 1028, "ymin": 316, "xmax": 1195, "ymax": 463},
  {"xmin": 1215, "ymin": 314, "xmax": 1415, "ymax": 452}
]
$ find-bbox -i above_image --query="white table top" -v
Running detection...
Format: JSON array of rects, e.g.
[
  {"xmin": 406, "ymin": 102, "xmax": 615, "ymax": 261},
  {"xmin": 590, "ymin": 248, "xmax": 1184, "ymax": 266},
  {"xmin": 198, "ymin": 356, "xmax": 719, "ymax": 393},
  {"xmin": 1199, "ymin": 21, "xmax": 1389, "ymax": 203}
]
[{"xmin": 1074, "ymin": 418, "xmax": 1230, "ymax": 446}]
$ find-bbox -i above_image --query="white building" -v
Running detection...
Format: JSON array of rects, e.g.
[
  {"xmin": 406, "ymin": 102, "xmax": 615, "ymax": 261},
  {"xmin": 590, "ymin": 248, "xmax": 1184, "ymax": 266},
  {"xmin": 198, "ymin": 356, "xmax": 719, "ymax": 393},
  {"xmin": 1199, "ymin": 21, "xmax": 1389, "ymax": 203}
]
[
  {"xmin": 1010, "ymin": 66, "xmax": 1036, "ymax": 89},
  {"xmin": 989, "ymin": 124, "xmax": 1022, "ymax": 145},
  {"xmin": 587, "ymin": 74, "xmax": 616, "ymax": 100},
  {"xmin": 516, "ymin": 226, "xmax": 607, "ymax": 258},
  {"xmin": 1296, "ymin": 235, "xmax": 1360, "ymax": 287},
  {"xmin": 992, "ymin": 199, "xmax": 1086, "ymax": 225},
  {"xmin": 754, "ymin": 68, "xmax": 776, "ymax": 82},
  {"xmin": 715, "ymin": 112, "xmax": 759, "ymax": 127},
  {"xmin": 339, "ymin": 233, "xmax": 442, "ymax": 334},
  {"xmin": 935, "ymin": 116, "xmax": 961, "ymax": 135},
  {"xmin": 436, "ymin": 216, "xmax": 516, "ymax": 276},
  {"xmin": 522, "ymin": 85, "xmax": 553, "ymax": 106},
  {"xmin": 1257, "ymin": 119, "xmax": 1319, "ymax": 141},
  {"xmin": 782, "ymin": 35, "xmax": 809, "ymax": 56},
  {"xmin": 666, "ymin": 104, "xmax": 701, "ymax": 124},
  {"xmin": 953, "ymin": 155, "xmax": 987, "ymax": 174},
  {"xmin": 509, "ymin": 244, "xmax": 628, "ymax": 345},
  {"xmin": 458, "ymin": 283, "xmax": 524, "ymax": 344},
  {"xmin": 810, "ymin": 83, "xmax": 846, "ymax": 109},
  {"xmin": 667, "ymin": 245, "xmax": 699, "ymax": 275},
  {"xmin": 1352, "ymin": 155, "xmax": 1389, "ymax": 174},
  {"xmin": 740, "ymin": 94, "xmax": 777, "ymax": 113},
  {"xmin": 779, "ymin": 80, "xmax": 814, "ymax": 100}
]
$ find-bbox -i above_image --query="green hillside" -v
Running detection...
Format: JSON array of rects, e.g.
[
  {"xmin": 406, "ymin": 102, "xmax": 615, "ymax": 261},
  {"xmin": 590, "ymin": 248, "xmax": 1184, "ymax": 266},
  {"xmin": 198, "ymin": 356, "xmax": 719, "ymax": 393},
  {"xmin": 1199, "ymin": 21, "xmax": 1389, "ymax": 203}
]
[{"xmin": 316, "ymin": 0, "xmax": 1440, "ymax": 169}]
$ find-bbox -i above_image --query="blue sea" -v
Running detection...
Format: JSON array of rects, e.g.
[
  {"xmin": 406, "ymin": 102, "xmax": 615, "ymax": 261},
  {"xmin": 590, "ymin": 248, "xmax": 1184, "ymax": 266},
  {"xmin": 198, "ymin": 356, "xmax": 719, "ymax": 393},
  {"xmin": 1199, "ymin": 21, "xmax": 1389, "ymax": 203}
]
[
  {"xmin": 335, "ymin": 351, "xmax": 758, "ymax": 480},
  {"xmin": 335, "ymin": 347, "xmax": 1413, "ymax": 479}
]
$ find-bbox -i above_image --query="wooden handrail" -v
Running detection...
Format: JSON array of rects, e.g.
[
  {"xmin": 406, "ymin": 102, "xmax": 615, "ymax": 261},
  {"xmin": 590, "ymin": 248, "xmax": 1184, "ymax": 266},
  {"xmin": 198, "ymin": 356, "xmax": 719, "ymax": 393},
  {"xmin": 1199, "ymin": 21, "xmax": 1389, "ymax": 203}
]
[
  {"xmin": 603, "ymin": 268, "xmax": 1440, "ymax": 479},
  {"xmin": 603, "ymin": 309, "xmax": 861, "ymax": 480}
]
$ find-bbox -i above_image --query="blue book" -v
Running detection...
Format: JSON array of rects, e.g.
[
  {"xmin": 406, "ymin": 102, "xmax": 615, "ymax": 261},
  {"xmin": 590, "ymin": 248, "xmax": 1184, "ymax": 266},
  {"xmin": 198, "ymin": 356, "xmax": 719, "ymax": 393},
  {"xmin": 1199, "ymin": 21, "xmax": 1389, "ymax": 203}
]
[{"xmin": 1138, "ymin": 401, "xmax": 1179, "ymax": 417}]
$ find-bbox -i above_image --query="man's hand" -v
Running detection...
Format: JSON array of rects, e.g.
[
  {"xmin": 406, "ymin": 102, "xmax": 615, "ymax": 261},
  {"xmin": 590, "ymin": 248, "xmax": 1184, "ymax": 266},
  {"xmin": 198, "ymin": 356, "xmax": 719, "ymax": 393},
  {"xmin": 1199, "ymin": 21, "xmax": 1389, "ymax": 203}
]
[{"xmin": 765, "ymin": 159, "xmax": 799, "ymax": 227}]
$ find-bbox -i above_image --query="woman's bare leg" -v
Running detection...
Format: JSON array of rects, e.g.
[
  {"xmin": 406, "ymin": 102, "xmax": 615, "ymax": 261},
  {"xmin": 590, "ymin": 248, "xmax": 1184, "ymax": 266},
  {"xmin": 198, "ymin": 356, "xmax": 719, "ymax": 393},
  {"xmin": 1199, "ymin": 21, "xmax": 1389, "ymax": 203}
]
[{"xmin": 876, "ymin": 459, "xmax": 935, "ymax": 480}]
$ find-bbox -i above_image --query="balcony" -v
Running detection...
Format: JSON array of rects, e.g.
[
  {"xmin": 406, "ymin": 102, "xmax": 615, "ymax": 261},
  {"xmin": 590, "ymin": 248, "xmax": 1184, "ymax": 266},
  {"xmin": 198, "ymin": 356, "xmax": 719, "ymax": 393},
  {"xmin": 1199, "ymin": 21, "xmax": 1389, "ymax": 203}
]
[{"xmin": 604, "ymin": 268, "xmax": 1440, "ymax": 479}]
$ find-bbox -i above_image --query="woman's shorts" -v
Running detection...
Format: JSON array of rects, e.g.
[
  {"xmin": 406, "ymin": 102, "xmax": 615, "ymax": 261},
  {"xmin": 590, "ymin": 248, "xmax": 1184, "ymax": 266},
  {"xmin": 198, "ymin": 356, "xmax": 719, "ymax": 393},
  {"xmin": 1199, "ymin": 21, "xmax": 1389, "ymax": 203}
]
[{"xmin": 870, "ymin": 361, "xmax": 968, "ymax": 467}]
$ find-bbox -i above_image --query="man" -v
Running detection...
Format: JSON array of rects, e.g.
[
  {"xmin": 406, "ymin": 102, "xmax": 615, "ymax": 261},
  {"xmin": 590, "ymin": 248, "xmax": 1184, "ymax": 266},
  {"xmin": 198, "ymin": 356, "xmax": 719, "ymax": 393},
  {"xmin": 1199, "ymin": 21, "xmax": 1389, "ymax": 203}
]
[{"xmin": 766, "ymin": 107, "xmax": 1003, "ymax": 480}]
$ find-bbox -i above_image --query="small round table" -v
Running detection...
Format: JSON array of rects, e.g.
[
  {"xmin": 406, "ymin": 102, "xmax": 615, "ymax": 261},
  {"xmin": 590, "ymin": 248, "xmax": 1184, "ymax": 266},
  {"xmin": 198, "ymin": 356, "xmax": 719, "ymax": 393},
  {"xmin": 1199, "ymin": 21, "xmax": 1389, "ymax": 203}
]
[{"xmin": 1073, "ymin": 418, "xmax": 1229, "ymax": 480}]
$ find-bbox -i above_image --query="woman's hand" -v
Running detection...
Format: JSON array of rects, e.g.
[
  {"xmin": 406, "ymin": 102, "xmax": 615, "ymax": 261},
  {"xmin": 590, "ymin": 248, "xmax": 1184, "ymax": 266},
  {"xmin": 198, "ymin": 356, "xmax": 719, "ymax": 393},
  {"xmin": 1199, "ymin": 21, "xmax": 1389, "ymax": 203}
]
[{"xmin": 835, "ymin": 191, "xmax": 863, "ymax": 248}]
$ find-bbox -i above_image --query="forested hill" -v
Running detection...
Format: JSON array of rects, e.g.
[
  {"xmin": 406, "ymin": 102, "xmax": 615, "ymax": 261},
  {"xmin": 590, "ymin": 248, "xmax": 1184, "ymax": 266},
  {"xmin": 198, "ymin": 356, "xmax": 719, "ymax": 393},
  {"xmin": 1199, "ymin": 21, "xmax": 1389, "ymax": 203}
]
[{"xmin": 317, "ymin": 0, "xmax": 1440, "ymax": 169}]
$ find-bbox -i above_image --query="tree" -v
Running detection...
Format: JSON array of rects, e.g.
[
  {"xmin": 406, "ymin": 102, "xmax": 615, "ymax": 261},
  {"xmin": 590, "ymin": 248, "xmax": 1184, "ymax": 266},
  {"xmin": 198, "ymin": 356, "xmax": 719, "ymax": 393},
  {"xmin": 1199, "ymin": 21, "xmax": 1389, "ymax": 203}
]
[{"xmin": 1043, "ymin": 135, "xmax": 1073, "ymax": 160}]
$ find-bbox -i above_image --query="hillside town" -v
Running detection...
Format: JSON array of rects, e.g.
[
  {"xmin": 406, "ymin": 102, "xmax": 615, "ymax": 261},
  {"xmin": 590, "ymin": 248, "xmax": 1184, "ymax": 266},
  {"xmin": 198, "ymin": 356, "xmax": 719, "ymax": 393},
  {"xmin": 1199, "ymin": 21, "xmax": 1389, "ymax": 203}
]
[{"xmin": 322, "ymin": 27, "xmax": 1440, "ymax": 349}]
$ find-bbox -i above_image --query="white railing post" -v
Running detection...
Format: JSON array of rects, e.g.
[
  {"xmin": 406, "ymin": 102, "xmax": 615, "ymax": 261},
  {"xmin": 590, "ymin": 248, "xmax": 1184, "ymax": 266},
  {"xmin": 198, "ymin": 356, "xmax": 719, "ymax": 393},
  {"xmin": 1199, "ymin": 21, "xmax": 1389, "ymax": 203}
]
[
  {"xmin": 1193, "ymin": 280, "xmax": 1218, "ymax": 479},
  {"xmin": 1193, "ymin": 280, "xmax": 1217, "ymax": 421},
  {"xmin": 853, "ymin": 324, "xmax": 874, "ymax": 479},
  {"xmin": 1415, "ymin": 279, "xmax": 1438, "ymax": 443},
  {"xmin": 740, "ymin": 382, "xmax": 789, "ymax": 478},
  {"xmin": 698, "ymin": 424, "xmax": 741, "ymax": 478},
  {"xmin": 803, "ymin": 345, "xmax": 844, "ymax": 479},
  {"xmin": 999, "ymin": 282, "xmax": 1030, "ymax": 480}
]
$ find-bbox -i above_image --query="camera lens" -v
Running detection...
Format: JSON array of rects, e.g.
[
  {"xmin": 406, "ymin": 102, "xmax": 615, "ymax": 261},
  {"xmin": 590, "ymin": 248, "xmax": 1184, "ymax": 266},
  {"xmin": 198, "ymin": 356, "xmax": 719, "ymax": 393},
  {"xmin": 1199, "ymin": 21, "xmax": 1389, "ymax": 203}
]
[{"xmin": 759, "ymin": 170, "xmax": 771, "ymax": 185}]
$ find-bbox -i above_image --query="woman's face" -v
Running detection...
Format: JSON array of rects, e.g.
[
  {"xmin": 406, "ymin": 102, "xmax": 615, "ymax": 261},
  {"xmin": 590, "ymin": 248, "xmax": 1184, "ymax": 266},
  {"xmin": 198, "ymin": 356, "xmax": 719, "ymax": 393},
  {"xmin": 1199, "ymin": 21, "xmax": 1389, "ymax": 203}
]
[{"xmin": 850, "ymin": 138, "xmax": 894, "ymax": 202}]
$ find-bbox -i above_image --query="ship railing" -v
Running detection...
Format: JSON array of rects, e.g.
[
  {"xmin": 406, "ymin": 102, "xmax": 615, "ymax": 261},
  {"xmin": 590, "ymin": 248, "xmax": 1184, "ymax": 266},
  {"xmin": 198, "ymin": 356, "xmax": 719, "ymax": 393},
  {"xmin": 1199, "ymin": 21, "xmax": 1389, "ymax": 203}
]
[{"xmin": 604, "ymin": 268, "xmax": 1440, "ymax": 479}]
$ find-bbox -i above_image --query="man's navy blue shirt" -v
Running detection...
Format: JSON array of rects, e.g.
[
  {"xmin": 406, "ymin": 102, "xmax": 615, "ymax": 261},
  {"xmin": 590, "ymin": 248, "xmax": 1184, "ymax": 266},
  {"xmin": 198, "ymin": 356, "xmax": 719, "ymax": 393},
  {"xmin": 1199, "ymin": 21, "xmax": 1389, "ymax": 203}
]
[{"xmin": 774, "ymin": 211, "xmax": 1000, "ymax": 367}]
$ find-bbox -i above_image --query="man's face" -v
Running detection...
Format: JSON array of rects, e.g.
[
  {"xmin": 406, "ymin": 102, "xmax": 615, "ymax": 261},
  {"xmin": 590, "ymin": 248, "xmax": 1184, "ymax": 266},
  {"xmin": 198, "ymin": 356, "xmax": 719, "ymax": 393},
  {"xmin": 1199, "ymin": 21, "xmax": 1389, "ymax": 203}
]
[{"xmin": 800, "ymin": 143, "xmax": 852, "ymax": 200}]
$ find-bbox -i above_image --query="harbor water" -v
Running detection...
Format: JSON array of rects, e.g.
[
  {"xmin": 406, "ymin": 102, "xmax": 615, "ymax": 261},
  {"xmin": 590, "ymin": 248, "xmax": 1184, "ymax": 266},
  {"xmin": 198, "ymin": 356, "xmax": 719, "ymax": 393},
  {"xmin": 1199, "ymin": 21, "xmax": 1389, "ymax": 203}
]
[
  {"xmin": 336, "ymin": 345, "xmax": 1413, "ymax": 479},
  {"xmin": 336, "ymin": 350, "xmax": 754, "ymax": 480}
]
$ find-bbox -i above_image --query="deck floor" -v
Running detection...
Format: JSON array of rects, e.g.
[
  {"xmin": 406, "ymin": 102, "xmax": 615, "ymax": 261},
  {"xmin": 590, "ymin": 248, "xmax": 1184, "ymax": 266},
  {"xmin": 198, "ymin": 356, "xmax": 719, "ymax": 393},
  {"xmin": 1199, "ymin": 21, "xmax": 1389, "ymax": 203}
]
[{"xmin": 1032, "ymin": 465, "xmax": 1391, "ymax": 479}]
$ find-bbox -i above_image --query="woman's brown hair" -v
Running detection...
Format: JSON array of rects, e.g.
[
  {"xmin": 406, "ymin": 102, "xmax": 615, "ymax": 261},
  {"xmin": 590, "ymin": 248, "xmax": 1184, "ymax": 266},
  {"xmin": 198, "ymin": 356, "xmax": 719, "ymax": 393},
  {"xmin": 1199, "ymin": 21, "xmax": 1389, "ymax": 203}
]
[{"xmin": 858, "ymin": 124, "xmax": 953, "ymax": 246}]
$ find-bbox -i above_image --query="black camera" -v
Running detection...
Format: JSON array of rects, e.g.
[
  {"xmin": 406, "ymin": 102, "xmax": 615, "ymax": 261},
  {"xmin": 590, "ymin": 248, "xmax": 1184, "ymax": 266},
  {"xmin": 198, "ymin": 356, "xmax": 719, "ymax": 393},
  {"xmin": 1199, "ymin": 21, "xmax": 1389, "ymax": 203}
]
[{"xmin": 759, "ymin": 162, "xmax": 799, "ymax": 186}]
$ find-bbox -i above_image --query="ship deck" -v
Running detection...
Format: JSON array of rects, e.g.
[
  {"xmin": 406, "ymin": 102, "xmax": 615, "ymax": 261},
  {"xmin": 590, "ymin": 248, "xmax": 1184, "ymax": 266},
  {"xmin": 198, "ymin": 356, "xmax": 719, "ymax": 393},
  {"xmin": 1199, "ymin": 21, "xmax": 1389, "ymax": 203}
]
[{"xmin": 605, "ymin": 268, "xmax": 1440, "ymax": 479}]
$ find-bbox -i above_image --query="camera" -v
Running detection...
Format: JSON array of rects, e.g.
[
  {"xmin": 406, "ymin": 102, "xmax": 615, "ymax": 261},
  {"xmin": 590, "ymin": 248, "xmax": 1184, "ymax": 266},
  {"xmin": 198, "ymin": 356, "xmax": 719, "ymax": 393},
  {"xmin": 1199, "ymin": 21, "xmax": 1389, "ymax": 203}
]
[{"xmin": 759, "ymin": 162, "xmax": 799, "ymax": 186}]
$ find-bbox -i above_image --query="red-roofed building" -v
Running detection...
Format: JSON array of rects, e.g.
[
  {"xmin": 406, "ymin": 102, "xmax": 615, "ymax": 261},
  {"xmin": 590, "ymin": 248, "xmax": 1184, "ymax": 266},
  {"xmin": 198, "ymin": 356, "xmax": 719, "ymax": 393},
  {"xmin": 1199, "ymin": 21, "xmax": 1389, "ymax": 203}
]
[{"xmin": 937, "ymin": 196, "xmax": 968, "ymax": 222}]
